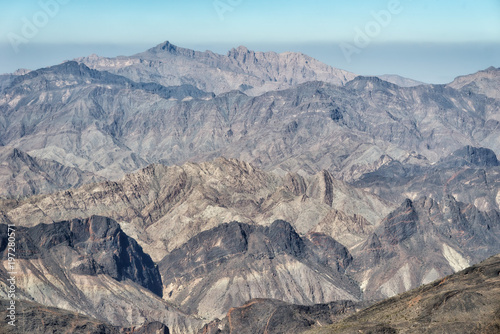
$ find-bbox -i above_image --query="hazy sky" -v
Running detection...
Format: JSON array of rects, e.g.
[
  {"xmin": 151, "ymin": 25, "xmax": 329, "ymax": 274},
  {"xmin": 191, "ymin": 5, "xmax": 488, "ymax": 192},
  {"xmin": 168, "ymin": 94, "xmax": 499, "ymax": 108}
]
[{"xmin": 1, "ymin": 0, "xmax": 499, "ymax": 83}]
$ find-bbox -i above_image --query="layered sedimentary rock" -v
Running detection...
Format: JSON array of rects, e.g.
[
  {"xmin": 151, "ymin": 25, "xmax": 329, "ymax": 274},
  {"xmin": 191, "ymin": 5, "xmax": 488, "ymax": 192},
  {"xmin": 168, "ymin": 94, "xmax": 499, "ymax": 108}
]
[
  {"xmin": 0, "ymin": 216, "xmax": 202, "ymax": 333},
  {"xmin": 159, "ymin": 220, "xmax": 360, "ymax": 319},
  {"xmin": 350, "ymin": 196, "xmax": 500, "ymax": 300},
  {"xmin": 0, "ymin": 146, "xmax": 103, "ymax": 198},
  {"xmin": 0, "ymin": 158, "xmax": 392, "ymax": 260}
]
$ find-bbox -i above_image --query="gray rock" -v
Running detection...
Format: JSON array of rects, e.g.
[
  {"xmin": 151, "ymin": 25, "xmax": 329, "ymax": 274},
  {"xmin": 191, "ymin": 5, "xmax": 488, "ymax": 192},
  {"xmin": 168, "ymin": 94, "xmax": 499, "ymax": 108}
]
[
  {"xmin": 198, "ymin": 298, "xmax": 360, "ymax": 334},
  {"xmin": 1, "ymin": 215, "xmax": 162, "ymax": 296},
  {"xmin": 75, "ymin": 41, "xmax": 357, "ymax": 96},
  {"xmin": 0, "ymin": 146, "xmax": 103, "ymax": 199},
  {"xmin": 159, "ymin": 221, "xmax": 361, "ymax": 319}
]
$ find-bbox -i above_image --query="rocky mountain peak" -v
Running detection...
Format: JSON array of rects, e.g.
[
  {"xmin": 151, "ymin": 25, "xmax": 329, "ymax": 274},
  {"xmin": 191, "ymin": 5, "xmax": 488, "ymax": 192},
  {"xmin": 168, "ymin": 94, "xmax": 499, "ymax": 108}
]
[
  {"xmin": 147, "ymin": 40, "xmax": 198, "ymax": 59},
  {"xmin": 378, "ymin": 198, "xmax": 418, "ymax": 245},
  {"xmin": 485, "ymin": 66, "xmax": 499, "ymax": 72},
  {"xmin": 231, "ymin": 45, "xmax": 250, "ymax": 54},
  {"xmin": 159, "ymin": 220, "xmax": 360, "ymax": 319},
  {"xmin": 447, "ymin": 146, "xmax": 500, "ymax": 167},
  {"xmin": 267, "ymin": 219, "xmax": 306, "ymax": 257},
  {"xmin": 157, "ymin": 40, "xmax": 177, "ymax": 53},
  {"xmin": 9, "ymin": 61, "xmax": 106, "ymax": 89},
  {"xmin": 3, "ymin": 216, "xmax": 163, "ymax": 297},
  {"xmin": 12, "ymin": 68, "xmax": 31, "ymax": 75},
  {"xmin": 0, "ymin": 146, "xmax": 103, "ymax": 198}
]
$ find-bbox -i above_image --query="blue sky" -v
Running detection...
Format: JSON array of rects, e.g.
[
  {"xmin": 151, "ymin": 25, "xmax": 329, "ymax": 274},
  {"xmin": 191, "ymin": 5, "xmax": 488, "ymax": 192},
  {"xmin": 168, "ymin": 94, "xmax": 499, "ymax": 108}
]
[{"xmin": 1, "ymin": 0, "xmax": 499, "ymax": 83}]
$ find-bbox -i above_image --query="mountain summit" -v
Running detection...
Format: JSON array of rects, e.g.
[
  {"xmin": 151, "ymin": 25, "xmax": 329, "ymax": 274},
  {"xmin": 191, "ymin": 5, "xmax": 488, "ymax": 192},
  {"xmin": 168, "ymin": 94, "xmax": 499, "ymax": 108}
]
[{"xmin": 75, "ymin": 40, "xmax": 357, "ymax": 95}]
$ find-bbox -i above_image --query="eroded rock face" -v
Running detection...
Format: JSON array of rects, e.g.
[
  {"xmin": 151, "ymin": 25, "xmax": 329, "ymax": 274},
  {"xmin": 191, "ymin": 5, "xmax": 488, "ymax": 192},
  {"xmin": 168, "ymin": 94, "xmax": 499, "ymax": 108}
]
[
  {"xmin": 159, "ymin": 220, "xmax": 361, "ymax": 319},
  {"xmin": 353, "ymin": 146, "xmax": 500, "ymax": 211},
  {"xmin": 2, "ymin": 54, "xmax": 500, "ymax": 184},
  {"xmin": 0, "ymin": 146, "xmax": 103, "ymax": 199},
  {"xmin": 1, "ymin": 216, "xmax": 162, "ymax": 296},
  {"xmin": 0, "ymin": 158, "xmax": 392, "ymax": 261},
  {"xmin": 350, "ymin": 197, "xmax": 500, "ymax": 300},
  {"xmin": 0, "ymin": 217, "xmax": 203, "ymax": 333}
]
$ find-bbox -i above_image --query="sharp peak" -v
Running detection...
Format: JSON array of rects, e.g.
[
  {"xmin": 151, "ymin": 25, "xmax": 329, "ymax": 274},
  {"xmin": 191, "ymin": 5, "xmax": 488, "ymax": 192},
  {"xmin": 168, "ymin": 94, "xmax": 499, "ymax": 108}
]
[
  {"xmin": 155, "ymin": 40, "xmax": 178, "ymax": 50},
  {"xmin": 148, "ymin": 40, "xmax": 197, "ymax": 54}
]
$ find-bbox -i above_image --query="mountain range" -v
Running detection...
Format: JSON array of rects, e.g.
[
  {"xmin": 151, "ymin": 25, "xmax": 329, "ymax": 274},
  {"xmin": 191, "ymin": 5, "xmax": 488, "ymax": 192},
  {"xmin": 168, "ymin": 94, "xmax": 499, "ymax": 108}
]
[{"xmin": 1, "ymin": 41, "xmax": 499, "ymax": 333}]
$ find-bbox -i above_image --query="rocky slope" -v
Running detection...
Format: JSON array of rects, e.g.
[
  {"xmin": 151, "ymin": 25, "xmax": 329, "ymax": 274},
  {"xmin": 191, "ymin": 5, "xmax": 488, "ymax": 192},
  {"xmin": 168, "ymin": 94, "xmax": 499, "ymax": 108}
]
[
  {"xmin": 0, "ymin": 158, "xmax": 393, "ymax": 261},
  {"xmin": 447, "ymin": 66, "xmax": 500, "ymax": 99},
  {"xmin": 306, "ymin": 253, "xmax": 500, "ymax": 334},
  {"xmin": 0, "ymin": 299, "xmax": 170, "ymax": 334},
  {"xmin": 0, "ymin": 61, "xmax": 212, "ymax": 178},
  {"xmin": 1, "ymin": 58, "xmax": 500, "ymax": 181},
  {"xmin": 0, "ymin": 216, "xmax": 203, "ymax": 333},
  {"xmin": 159, "ymin": 220, "xmax": 360, "ymax": 319},
  {"xmin": 198, "ymin": 299, "xmax": 360, "ymax": 334},
  {"xmin": 0, "ymin": 69, "xmax": 30, "ymax": 91},
  {"xmin": 0, "ymin": 146, "xmax": 103, "ymax": 199},
  {"xmin": 75, "ymin": 41, "xmax": 357, "ymax": 96},
  {"xmin": 350, "ymin": 196, "xmax": 500, "ymax": 300},
  {"xmin": 353, "ymin": 146, "xmax": 500, "ymax": 211}
]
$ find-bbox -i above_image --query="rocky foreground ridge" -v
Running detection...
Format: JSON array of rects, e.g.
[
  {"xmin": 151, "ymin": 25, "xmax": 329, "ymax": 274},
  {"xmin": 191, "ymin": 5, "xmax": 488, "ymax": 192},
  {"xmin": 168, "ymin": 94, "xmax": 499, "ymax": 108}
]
[{"xmin": 307, "ymin": 253, "xmax": 500, "ymax": 334}]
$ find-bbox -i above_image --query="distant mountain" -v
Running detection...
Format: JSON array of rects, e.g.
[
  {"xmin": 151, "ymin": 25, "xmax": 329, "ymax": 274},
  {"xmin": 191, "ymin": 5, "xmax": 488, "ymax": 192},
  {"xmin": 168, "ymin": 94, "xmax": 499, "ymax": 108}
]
[
  {"xmin": 1, "ymin": 41, "xmax": 500, "ymax": 334},
  {"xmin": 447, "ymin": 66, "xmax": 500, "ymax": 99},
  {"xmin": 0, "ymin": 61, "xmax": 212, "ymax": 178},
  {"xmin": 2, "ymin": 60, "xmax": 500, "ymax": 182},
  {"xmin": 377, "ymin": 74, "xmax": 426, "ymax": 87},
  {"xmin": 75, "ymin": 41, "xmax": 357, "ymax": 96},
  {"xmin": 0, "ymin": 68, "xmax": 30, "ymax": 91},
  {"xmin": 0, "ymin": 146, "xmax": 103, "ymax": 198},
  {"xmin": 159, "ymin": 220, "xmax": 360, "ymax": 319},
  {"xmin": 308, "ymin": 253, "xmax": 500, "ymax": 334}
]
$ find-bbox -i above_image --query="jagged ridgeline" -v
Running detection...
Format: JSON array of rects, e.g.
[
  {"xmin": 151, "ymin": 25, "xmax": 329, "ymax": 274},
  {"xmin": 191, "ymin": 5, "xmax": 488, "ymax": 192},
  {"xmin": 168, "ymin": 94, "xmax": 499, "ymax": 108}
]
[
  {"xmin": 0, "ymin": 44, "xmax": 499, "ymax": 182},
  {"xmin": 1, "ymin": 41, "xmax": 500, "ymax": 334}
]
